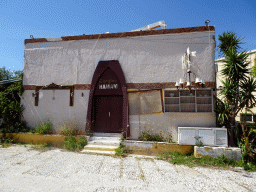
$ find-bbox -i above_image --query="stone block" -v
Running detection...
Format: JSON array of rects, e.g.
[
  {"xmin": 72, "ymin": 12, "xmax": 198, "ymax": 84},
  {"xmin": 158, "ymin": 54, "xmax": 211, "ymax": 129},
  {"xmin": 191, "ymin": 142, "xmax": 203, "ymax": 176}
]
[{"xmin": 194, "ymin": 146, "xmax": 242, "ymax": 161}]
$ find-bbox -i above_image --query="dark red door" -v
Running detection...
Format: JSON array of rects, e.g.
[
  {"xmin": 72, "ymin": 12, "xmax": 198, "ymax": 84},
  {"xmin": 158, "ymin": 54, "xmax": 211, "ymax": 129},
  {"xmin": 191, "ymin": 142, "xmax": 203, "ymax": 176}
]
[{"xmin": 94, "ymin": 96, "xmax": 122, "ymax": 133}]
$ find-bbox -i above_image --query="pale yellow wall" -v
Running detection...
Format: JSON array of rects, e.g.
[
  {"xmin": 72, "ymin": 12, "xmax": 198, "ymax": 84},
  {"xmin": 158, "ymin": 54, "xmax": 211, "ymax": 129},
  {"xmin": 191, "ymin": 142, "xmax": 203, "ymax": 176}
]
[{"xmin": 215, "ymin": 50, "xmax": 256, "ymax": 121}]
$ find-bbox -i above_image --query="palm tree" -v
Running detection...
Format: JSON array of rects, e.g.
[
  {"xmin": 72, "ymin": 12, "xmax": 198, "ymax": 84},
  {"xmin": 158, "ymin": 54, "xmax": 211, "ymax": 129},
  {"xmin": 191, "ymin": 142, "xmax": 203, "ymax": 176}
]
[
  {"xmin": 218, "ymin": 31, "xmax": 256, "ymax": 147},
  {"xmin": 218, "ymin": 31, "xmax": 244, "ymax": 56}
]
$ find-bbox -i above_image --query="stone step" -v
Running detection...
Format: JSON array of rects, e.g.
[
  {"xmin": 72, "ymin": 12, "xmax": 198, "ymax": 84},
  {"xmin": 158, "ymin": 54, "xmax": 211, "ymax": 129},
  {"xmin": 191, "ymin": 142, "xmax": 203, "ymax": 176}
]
[
  {"xmin": 80, "ymin": 149, "xmax": 116, "ymax": 156},
  {"xmin": 89, "ymin": 136, "xmax": 121, "ymax": 141},
  {"xmin": 87, "ymin": 140, "xmax": 120, "ymax": 146},
  {"xmin": 87, "ymin": 132, "xmax": 122, "ymax": 146},
  {"xmin": 84, "ymin": 144, "xmax": 118, "ymax": 151},
  {"xmin": 83, "ymin": 133, "xmax": 121, "ymax": 155},
  {"xmin": 92, "ymin": 132, "xmax": 122, "ymax": 137}
]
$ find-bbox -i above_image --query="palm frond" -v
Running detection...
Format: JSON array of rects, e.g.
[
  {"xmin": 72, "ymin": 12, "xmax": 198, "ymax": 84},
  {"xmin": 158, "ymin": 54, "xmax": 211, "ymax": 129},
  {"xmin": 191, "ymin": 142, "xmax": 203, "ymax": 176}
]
[
  {"xmin": 218, "ymin": 31, "xmax": 244, "ymax": 55},
  {"xmin": 240, "ymin": 77, "xmax": 256, "ymax": 109}
]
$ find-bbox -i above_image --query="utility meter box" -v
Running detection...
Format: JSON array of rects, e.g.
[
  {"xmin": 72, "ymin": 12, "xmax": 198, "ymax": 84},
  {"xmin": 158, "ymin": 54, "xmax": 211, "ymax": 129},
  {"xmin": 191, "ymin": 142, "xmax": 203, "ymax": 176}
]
[{"xmin": 178, "ymin": 127, "xmax": 228, "ymax": 147}]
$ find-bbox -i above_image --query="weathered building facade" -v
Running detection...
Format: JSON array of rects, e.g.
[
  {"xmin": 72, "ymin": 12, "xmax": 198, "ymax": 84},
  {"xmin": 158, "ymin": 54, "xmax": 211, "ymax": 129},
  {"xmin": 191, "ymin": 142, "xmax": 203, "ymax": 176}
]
[{"xmin": 22, "ymin": 26, "xmax": 216, "ymax": 141}]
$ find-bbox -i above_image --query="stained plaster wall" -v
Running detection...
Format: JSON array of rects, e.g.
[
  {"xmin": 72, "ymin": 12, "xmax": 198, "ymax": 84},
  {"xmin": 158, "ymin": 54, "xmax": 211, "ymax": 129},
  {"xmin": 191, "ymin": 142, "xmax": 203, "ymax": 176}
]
[
  {"xmin": 22, "ymin": 31, "xmax": 216, "ymax": 139},
  {"xmin": 21, "ymin": 90, "xmax": 90, "ymax": 132}
]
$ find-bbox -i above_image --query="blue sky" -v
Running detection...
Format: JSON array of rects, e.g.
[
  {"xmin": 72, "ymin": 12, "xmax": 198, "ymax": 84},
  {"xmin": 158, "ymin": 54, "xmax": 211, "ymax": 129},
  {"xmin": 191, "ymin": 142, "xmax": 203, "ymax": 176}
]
[{"xmin": 0, "ymin": 0, "xmax": 256, "ymax": 71}]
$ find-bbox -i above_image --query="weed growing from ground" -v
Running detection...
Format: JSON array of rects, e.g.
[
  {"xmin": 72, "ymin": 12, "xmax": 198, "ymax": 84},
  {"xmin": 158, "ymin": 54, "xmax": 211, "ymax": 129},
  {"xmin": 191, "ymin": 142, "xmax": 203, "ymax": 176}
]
[
  {"xmin": 64, "ymin": 136, "xmax": 87, "ymax": 151},
  {"xmin": 164, "ymin": 132, "xmax": 174, "ymax": 143},
  {"xmin": 115, "ymin": 143, "xmax": 126, "ymax": 156},
  {"xmin": 243, "ymin": 162, "xmax": 256, "ymax": 171},
  {"xmin": 34, "ymin": 119, "xmax": 52, "ymax": 134},
  {"xmin": 194, "ymin": 136, "xmax": 204, "ymax": 147},
  {"xmin": 157, "ymin": 151, "xmax": 256, "ymax": 172},
  {"xmin": 0, "ymin": 137, "xmax": 13, "ymax": 148},
  {"xmin": 30, "ymin": 143, "xmax": 52, "ymax": 153},
  {"xmin": 57, "ymin": 120, "xmax": 78, "ymax": 136},
  {"xmin": 138, "ymin": 130, "xmax": 164, "ymax": 142},
  {"xmin": 0, "ymin": 132, "xmax": 13, "ymax": 148},
  {"xmin": 138, "ymin": 130, "xmax": 174, "ymax": 143},
  {"xmin": 120, "ymin": 134, "xmax": 125, "ymax": 141}
]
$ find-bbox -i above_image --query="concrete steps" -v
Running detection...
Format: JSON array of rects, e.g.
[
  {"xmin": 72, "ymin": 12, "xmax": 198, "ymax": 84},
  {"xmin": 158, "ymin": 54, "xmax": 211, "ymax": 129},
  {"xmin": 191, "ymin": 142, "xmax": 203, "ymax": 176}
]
[{"xmin": 81, "ymin": 132, "xmax": 122, "ymax": 156}]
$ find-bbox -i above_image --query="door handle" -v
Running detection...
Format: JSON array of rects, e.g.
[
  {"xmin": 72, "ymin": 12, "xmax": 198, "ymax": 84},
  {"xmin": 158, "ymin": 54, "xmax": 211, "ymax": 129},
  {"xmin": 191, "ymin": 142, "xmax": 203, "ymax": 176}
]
[{"xmin": 109, "ymin": 112, "xmax": 110, "ymax": 117}]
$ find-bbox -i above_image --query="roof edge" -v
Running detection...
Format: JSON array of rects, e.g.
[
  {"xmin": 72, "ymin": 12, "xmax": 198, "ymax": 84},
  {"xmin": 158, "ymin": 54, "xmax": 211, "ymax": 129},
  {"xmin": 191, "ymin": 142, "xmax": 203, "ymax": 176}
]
[{"xmin": 25, "ymin": 25, "xmax": 215, "ymax": 45}]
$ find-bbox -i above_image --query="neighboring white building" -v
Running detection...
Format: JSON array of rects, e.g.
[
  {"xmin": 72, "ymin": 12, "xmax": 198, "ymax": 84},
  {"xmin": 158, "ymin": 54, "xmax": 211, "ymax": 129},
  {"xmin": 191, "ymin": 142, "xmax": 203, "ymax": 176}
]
[
  {"xmin": 22, "ymin": 26, "xmax": 216, "ymax": 141},
  {"xmin": 216, "ymin": 49, "xmax": 256, "ymax": 122}
]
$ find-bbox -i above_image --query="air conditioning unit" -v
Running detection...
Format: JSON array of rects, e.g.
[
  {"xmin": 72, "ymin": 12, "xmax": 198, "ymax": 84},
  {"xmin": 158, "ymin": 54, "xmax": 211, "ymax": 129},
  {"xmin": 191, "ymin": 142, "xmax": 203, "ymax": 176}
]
[{"xmin": 178, "ymin": 127, "xmax": 228, "ymax": 147}]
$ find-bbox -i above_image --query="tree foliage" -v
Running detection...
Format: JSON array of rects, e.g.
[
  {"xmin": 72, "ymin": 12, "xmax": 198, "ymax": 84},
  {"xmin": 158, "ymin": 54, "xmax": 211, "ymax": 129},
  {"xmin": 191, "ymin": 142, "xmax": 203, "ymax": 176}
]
[
  {"xmin": 0, "ymin": 71, "xmax": 28, "ymax": 135},
  {"xmin": 215, "ymin": 96, "xmax": 230, "ymax": 128},
  {"xmin": 250, "ymin": 53, "xmax": 256, "ymax": 78},
  {"xmin": 0, "ymin": 67, "xmax": 22, "ymax": 81},
  {"xmin": 218, "ymin": 31, "xmax": 244, "ymax": 56},
  {"xmin": 217, "ymin": 31, "xmax": 256, "ymax": 148}
]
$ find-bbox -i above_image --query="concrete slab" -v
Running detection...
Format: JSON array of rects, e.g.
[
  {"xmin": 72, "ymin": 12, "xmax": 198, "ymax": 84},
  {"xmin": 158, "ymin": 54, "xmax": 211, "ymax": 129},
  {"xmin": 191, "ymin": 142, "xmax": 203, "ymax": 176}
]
[{"xmin": 194, "ymin": 146, "xmax": 242, "ymax": 161}]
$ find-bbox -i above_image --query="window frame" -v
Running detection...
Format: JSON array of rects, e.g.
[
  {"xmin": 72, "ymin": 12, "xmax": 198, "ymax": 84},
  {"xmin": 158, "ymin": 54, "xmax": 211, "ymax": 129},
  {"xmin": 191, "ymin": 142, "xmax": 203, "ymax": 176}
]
[{"xmin": 164, "ymin": 88, "xmax": 213, "ymax": 113}]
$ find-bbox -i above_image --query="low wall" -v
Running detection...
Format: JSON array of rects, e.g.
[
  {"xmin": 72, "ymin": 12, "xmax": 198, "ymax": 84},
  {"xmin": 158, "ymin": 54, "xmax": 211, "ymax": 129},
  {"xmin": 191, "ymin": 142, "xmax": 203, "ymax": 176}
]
[
  {"xmin": 123, "ymin": 140, "xmax": 194, "ymax": 156},
  {"xmin": 194, "ymin": 146, "xmax": 242, "ymax": 161},
  {"xmin": 2, "ymin": 133, "xmax": 89, "ymax": 148}
]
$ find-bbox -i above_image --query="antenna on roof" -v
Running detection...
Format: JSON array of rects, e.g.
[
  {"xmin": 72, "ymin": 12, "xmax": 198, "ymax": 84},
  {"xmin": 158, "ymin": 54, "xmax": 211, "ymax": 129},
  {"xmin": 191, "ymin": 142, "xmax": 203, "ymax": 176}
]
[
  {"xmin": 130, "ymin": 20, "xmax": 167, "ymax": 32},
  {"xmin": 205, "ymin": 20, "xmax": 210, "ymax": 26}
]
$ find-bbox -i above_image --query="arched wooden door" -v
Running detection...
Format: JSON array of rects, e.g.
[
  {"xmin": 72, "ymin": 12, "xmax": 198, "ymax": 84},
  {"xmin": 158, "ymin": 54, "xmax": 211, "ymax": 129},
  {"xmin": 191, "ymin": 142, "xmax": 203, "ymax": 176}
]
[
  {"xmin": 86, "ymin": 60, "xmax": 129, "ymax": 136},
  {"xmin": 93, "ymin": 95, "xmax": 123, "ymax": 132}
]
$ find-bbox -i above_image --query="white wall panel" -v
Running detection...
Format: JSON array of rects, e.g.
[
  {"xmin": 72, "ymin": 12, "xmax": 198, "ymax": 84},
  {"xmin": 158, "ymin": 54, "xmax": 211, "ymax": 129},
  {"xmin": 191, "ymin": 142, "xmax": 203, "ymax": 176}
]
[{"xmin": 23, "ymin": 32, "xmax": 215, "ymax": 86}]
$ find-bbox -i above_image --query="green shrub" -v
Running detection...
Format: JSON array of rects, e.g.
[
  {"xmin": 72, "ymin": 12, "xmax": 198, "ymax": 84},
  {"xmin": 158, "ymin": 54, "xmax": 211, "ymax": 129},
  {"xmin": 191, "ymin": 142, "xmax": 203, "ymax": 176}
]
[
  {"xmin": 243, "ymin": 162, "xmax": 256, "ymax": 171},
  {"xmin": 64, "ymin": 136, "xmax": 87, "ymax": 151},
  {"xmin": 138, "ymin": 130, "xmax": 174, "ymax": 143},
  {"xmin": 0, "ymin": 72, "xmax": 26, "ymax": 134},
  {"xmin": 77, "ymin": 137, "xmax": 87, "ymax": 150},
  {"xmin": 236, "ymin": 122, "xmax": 256, "ymax": 164},
  {"xmin": 138, "ymin": 130, "xmax": 164, "ymax": 142},
  {"xmin": 64, "ymin": 136, "xmax": 77, "ymax": 151},
  {"xmin": 34, "ymin": 119, "xmax": 52, "ymax": 134},
  {"xmin": 115, "ymin": 143, "xmax": 126, "ymax": 156}
]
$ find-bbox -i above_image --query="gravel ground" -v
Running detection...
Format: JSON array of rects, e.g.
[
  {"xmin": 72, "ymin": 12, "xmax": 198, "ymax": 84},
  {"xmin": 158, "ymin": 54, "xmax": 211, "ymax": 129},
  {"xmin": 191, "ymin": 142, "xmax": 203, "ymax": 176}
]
[{"xmin": 0, "ymin": 145, "xmax": 256, "ymax": 192}]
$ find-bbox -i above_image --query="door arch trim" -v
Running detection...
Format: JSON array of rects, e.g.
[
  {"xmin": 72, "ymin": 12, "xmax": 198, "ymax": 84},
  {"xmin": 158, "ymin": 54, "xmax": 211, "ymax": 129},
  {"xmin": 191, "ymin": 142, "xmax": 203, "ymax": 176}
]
[{"xmin": 86, "ymin": 60, "xmax": 129, "ymax": 136}]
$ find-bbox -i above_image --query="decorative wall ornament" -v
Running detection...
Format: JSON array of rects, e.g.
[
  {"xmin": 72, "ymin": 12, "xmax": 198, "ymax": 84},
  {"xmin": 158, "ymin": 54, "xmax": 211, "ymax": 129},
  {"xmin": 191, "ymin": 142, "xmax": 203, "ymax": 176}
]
[
  {"xmin": 34, "ymin": 82, "xmax": 74, "ymax": 106},
  {"xmin": 175, "ymin": 47, "xmax": 205, "ymax": 91}
]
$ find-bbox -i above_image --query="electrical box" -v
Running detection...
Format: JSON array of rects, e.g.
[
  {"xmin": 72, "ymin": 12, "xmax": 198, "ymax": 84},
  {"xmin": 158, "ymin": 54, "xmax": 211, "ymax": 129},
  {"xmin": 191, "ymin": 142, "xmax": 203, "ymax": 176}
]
[{"xmin": 178, "ymin": 127, "xmax": 228, "ymax": 147}]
